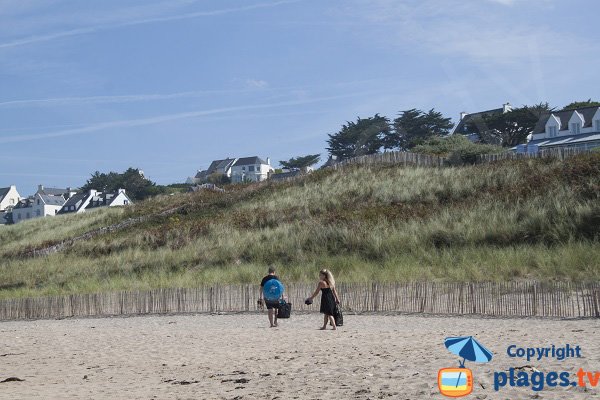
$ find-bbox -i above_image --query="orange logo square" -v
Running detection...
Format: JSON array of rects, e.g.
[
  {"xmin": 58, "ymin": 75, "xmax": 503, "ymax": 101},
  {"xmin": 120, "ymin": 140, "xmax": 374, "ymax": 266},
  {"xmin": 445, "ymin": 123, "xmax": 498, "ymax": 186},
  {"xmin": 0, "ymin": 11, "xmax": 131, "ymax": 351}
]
[{"xmin": 438, "ymin": 368, "xmax": 473, "ymax": 397}]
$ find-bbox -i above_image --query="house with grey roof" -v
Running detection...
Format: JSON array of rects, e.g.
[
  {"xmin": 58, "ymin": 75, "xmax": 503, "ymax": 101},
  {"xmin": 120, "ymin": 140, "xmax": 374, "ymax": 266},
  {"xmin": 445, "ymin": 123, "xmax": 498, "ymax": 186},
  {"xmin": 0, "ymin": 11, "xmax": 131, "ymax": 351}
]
[
  {"xmin": 187, "ymin": 158, "xmax": 237, "ymax": 184},
  {"xmin": 58, "ymin": 189, "xmax": 132, "ymax": 215},
  {"xmin": 452, "ymin": 103, "xmax": 513, "ymax": 143},
  {"xmin": 11, "ymin": 193, "xmax": 67, "ymax": 224},
  {"xmin": 36, "ymin": 185, "xmax": 77, "ymax": 199},
  {"xmin": 0, "ymin": 185, "xmax": 21, "ymax": 225},
  {"xmin": 517, "ymin": 106, "xmax": 600, "ymax": 153},
  {"xmin": 230, "ymin": 156, "xmax": 273, "ymax": 183}
]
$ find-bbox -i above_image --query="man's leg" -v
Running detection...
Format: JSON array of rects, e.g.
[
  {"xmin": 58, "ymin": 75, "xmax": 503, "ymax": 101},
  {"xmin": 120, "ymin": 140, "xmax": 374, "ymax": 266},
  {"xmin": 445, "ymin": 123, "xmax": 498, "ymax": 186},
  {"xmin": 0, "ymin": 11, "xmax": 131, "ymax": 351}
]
[{"xmin": 268, "ymin": 308, "xmax": 275, "ymax": 327}]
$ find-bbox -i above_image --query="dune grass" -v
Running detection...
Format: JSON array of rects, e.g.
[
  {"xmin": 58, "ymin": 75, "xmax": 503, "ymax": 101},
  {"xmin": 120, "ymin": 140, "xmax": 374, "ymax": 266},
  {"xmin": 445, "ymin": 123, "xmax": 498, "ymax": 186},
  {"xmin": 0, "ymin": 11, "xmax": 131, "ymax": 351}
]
[{"xmin": 0, "ymin": 154, "xmax": 598, "ymax": 299}]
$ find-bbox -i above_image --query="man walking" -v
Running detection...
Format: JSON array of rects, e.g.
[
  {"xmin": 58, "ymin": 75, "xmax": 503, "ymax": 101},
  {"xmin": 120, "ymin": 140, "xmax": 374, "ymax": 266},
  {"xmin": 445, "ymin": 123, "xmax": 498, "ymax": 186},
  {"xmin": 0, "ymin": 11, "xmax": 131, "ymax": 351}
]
[{"xmin": 259, "ymin": 266, "xmax": 284, "ymax": 328}]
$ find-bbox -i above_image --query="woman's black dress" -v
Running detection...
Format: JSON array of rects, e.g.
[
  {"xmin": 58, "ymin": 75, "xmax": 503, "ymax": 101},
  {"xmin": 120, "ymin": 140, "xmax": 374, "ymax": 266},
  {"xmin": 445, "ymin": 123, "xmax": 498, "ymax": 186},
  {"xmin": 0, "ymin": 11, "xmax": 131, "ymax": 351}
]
[{"xmin": 320, "ymin": 287, "xmax": 336, "ymax": 315}]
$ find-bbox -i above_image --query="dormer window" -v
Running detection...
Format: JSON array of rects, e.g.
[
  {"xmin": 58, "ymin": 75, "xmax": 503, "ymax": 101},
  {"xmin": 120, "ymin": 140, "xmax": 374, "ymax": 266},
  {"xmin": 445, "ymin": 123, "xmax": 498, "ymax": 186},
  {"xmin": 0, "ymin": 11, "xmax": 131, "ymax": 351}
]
[
  {"xmin": 596, "ymin": 120, "xmax": 600, "ymax": 132},
  {"xmin": 571, "ymin": 123, "xmax": 581, "ymax": 135},
  {"xmin": 548, "ymin": 126, "xmax": 557, "ymax": 137}
]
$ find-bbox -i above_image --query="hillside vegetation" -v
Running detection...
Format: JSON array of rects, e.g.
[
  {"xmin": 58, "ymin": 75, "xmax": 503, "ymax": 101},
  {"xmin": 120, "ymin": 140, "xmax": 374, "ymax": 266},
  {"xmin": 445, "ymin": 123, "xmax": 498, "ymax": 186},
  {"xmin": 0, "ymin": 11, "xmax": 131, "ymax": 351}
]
[{"xmin": 1, "ymin": 154, "xmax": 599, "ymax": 299}]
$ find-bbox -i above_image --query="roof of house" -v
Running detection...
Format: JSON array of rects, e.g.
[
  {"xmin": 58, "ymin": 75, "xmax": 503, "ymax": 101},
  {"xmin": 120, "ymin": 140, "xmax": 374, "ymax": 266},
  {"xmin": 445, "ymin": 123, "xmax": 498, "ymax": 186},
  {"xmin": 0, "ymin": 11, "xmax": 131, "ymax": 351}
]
[
  {"xmin": 13, "ymin": 197, "xmax": 34, "ymax": 209},
  {"xmin": 528, "ymin": 132, "xmax": 600, "ymax": 147},
  {"xmin": 532, "ymin": 106, "xmax": 600, "ymax": 134},
  {"xmin": 0, "ymin": 187, "xmax": 10, "ymax": 202},
  {"xmin": 58, "ymin": 193, "xmax": 88, "ymax": 213},
  {"xmin": 232, "ymin": 156, "xmax": 267, "ymax": 166},
  {"xmin": 38, "ymin": 194, "xmax": 66, "ymax": 206},
  {"xmin": 195, "ymin": 158, "xmax": 237, "ymax": 178},
  {"xmin": 39, "ymin": 187, "xmax": 71, "ymax": 196},
  {"xmin": 452, "ymin": 107, "xmax": 504, "ymax": 135}
]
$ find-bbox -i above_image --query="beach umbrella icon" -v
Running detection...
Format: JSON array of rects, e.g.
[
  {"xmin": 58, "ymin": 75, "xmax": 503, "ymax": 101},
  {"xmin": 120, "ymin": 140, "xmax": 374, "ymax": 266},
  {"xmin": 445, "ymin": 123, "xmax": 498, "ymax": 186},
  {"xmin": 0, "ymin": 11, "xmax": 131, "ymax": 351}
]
[{"xmin": 444, "ymin": 336, "xmax": 493, "ymax": 389}]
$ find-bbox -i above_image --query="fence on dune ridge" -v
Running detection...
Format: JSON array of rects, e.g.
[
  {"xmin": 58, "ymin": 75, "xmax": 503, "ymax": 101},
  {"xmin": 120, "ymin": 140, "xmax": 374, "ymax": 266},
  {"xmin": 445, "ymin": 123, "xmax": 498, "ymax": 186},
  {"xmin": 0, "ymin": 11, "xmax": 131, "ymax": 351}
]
[
  {"xmin": 474, "ymin": 147, "xmax": 591, "ymax": 163},
  {"xmin": 325, "ymin": 148, "xmax": 591, "ymax": 170},
  {"xmin": 330, "ymin": 151, "xmax": 446, "ymax": 169},
  {"xmin": 0, "ymin": 281, "xmax": 598, "ymax": 321}
]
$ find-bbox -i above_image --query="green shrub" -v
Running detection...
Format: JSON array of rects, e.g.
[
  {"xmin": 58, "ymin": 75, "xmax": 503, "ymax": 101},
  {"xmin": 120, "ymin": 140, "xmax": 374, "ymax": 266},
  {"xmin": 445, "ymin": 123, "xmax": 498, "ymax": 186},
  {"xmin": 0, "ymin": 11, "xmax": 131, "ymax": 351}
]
[{"xmin": 414, "ymin": 135, "xmax": 503, "ymax": 165}]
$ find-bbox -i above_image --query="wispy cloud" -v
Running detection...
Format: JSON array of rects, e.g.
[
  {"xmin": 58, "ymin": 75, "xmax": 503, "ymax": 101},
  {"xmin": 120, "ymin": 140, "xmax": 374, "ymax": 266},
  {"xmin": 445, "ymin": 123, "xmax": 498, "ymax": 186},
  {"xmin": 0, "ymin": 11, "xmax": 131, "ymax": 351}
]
[
  {"xmin": 0, "ymin": 0, "xmax": 300, "ymax": 50},
  {"xmin": 0, "ymin": 89, "xmax": 252, "ymax": 108},
  {"xmin": 245, "ymin": 79, "xmax": 269, "ymax": 89},
  {"xmin": 339, "ymin": 0, "xmax": 582, "ymax": 66},
  {"xmin": 0, "ymin": 92, "xmax": 368, "ymax": 144}
]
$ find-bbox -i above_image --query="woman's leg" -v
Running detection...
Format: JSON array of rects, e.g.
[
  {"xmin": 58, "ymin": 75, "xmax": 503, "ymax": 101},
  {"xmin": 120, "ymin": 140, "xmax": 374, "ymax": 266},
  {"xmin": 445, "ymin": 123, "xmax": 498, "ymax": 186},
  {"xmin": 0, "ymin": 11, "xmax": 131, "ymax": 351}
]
[
  {"xmin": 320, "ymin": 314, "xmax": 328, "ymax": 329},
  {"xmin": 328, "ymin": 315, "xmax": 337, "ymax": 330}
]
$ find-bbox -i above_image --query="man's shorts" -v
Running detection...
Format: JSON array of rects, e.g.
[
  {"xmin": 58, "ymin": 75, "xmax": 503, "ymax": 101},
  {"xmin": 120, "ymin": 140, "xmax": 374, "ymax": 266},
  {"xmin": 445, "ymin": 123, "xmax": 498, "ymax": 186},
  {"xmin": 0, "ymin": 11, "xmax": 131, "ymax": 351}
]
[{"xmin": 265, "ymin": 300, "xmax": 280, "ymax": 310}]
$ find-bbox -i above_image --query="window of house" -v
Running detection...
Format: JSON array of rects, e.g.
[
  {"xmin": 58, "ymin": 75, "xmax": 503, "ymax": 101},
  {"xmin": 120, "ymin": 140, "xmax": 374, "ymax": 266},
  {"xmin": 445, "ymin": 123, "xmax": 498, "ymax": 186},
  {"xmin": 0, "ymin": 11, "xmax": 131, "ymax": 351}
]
[
  {"xmin": 249, "ymin": 166, "xmax": 254, "ymax": 172},
  {"xmin": 242, "ymin": 166, "xmax": 246, "ymax": 171},
  {"xmin": 571, "ymin": 123, "xmax": 581, "ymax": 135},
  {"xmin": 37, "ymin": 199, "xmax": 41, "ymax": 205},
  {"xmin": 36, "ymin": 209, "xmax": 41, "ymax": 216},
  {"xmin": 548, "ymin": 126, "xmax": 557, "ymax": 137},
  {"xmin": 595, "ymin": 120, "xmax": 600, "ymax": 132},
  {"xmin": 124, "ymin": 200, "xmax": 129, "ymax": 205}
]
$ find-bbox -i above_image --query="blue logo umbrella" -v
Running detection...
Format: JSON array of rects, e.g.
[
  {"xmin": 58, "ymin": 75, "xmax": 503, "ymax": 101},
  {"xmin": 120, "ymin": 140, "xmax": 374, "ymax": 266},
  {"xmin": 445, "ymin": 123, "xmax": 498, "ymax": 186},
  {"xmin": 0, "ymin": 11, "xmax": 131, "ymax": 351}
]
[{"xmin": 444, "ymin": 336, "xmax": 493, "ymax": 388}]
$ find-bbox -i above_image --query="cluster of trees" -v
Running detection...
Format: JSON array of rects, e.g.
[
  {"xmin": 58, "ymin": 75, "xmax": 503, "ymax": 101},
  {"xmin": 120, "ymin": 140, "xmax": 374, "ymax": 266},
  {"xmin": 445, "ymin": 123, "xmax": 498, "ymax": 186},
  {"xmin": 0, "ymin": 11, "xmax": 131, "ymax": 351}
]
[
  {"xmin": 326, "ymin": 110, "xmax": 453, "ymax": 159},
  {"xmin": 80, "ymin": 168, "xmax": 185, "ymax": 200},
  {"xmin": 325, "ymin": 99, "xmax": 600, "ymax": 161}
]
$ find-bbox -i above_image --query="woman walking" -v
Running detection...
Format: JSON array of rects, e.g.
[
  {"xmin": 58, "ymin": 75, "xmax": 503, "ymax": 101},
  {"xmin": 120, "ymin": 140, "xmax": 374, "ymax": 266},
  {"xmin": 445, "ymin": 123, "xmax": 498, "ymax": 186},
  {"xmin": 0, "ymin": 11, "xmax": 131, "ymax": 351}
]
[{"xmin": 306, "ymin": 269, "xmax": 340, "ymax": 330}]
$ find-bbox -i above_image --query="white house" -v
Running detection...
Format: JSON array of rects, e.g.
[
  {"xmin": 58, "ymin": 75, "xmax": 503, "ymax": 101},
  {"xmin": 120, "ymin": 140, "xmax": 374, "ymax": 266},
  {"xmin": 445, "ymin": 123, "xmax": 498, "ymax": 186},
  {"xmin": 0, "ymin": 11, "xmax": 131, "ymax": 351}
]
[
  {"xmin": 230, "ymin": 156, "xmax": 274, "ymax": 183},
  {"xmin": 0, "ymin": 185, "xmax": 21, "ymax": 225},
  {"xmin": 187, "ymin": 158, "xmax": 237, "ymax": 184},
  {"xmin": 58, "ymin": 189, "xmax": 132, "ymax": 214},
  {"xmin": 0, "ymin": 185, "xmax": 21, "ymax": 211},
  {"xmin": 11, "ymin": 193, "xmax": 66, "ymax": 224},
  {"xmin": 518, "ymin": 106, "xmax": 600, "ymax": 153}
]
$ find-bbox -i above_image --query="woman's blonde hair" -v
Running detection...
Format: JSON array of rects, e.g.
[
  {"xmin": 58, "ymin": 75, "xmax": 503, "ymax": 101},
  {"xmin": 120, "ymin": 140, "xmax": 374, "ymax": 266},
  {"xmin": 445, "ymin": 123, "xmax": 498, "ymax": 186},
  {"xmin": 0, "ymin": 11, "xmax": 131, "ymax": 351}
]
[{"xmin": 320, "ymin": 269, "xmax": 335, "ymax": 288}]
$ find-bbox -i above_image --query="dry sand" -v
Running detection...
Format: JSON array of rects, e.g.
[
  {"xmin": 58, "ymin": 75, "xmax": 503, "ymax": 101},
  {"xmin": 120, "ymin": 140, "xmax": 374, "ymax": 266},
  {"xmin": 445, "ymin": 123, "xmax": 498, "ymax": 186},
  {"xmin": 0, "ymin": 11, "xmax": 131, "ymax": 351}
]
[{"xmin": 0, "ymin": 313, "xmax": 598, "ymax": 400}]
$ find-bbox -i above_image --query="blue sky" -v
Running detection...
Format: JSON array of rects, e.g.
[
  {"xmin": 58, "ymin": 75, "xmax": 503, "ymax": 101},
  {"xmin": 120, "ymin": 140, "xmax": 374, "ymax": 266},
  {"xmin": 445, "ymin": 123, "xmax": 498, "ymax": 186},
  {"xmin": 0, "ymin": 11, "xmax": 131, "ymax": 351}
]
[{"xmin": 1, "ymin": 0, "xmax": 598, "ymax": 194}]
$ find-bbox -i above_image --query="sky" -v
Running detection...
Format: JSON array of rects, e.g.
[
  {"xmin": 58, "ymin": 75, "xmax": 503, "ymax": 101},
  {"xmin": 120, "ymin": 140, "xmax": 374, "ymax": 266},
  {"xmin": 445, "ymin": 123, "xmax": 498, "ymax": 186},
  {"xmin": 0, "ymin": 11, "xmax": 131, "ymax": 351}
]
[{"xmin": 1, "ymin": 0, "xmax": 599, "ymax": 194}]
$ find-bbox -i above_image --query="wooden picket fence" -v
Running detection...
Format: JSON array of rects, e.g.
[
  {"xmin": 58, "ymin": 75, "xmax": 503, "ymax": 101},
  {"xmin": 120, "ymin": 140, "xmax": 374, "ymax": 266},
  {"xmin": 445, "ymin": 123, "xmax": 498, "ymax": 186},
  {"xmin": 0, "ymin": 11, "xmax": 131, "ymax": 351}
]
[
  {"xmin": 331, "ymin": 151, "xmax": 446, "ymax": 169},
  {"xmin": 1, "ymin": 282, "xmax": 598, "ymax": 321},
  {"xmin": 326, "ymin": 148, "xmax": 591, "ymax": 170},
  {"xmin": 475, "ymin": 147, "xmax": 590, "ymax": 163}
]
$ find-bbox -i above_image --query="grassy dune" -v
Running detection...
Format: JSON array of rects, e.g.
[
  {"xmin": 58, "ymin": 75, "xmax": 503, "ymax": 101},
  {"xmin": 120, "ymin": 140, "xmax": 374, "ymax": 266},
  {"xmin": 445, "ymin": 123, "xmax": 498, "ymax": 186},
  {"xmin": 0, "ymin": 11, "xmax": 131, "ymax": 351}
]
[{"xmin": 1, "ymin": 154, "xmax": 599, "ymax": 299}]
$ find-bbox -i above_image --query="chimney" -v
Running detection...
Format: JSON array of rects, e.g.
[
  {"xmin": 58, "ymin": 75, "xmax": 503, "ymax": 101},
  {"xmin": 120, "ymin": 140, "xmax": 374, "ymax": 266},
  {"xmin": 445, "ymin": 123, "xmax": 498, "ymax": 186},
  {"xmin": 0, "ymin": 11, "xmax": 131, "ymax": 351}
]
[
  {"xmin": 460, "ymin": 112, "xmax": 467, "ymax": 120},
  {"xmin": 38, "ymin": 184, "xmax": 44, "ymax": 192},
  {"xmin": 266, "ymin": 157, "xmax": 271, "ymax": 165},
  {"xmin": 503, "ymin": 102, "xmax": 512, "ymax": 113}
]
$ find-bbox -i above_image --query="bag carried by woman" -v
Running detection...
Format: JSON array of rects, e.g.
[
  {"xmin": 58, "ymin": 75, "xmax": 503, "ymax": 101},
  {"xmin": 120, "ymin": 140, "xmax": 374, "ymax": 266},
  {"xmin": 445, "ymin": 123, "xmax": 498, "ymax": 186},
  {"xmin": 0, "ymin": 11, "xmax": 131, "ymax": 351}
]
[{"xmin": 333, "ymin": 304, "xmax": 343, "ymax": 326}]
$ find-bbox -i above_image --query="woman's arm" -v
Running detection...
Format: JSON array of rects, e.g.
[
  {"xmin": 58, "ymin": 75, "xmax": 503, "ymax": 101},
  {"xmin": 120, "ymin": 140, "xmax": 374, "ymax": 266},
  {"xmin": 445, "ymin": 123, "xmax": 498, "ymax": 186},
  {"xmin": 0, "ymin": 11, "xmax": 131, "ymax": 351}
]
[{"xmin": 309, "ymin": 281, "xmax": 324, "ymax": 300}]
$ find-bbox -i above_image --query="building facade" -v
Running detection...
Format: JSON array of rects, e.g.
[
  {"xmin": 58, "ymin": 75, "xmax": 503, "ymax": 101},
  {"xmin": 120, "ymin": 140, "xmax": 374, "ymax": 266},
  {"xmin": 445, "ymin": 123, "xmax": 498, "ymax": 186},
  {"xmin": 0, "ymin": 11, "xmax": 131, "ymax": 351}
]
[{"xmin": 519, "ymin": 106, "xmax": 600, "ymax": 153}]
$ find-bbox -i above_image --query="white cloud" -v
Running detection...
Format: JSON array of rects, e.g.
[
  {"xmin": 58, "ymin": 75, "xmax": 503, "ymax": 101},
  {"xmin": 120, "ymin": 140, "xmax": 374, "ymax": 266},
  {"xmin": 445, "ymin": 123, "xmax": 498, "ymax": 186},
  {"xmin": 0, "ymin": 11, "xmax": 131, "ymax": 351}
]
[
  {"xmin": 337, "ymin": 0, "xmax": 585, "ymax": 66},
  {"xmin": 245, "ymin": 79, "xmax": 269, "ymax": 89},
  {"xmin": 0, "ymin": 92, "xmax": 371, "ymax": 144},
  {"xmin": 0, "ymin": 0, "xmax": 300, "ymax": 50},
  {"xmin": 487, "ymin": 0, "xmax": 521, "ymax": 5}
]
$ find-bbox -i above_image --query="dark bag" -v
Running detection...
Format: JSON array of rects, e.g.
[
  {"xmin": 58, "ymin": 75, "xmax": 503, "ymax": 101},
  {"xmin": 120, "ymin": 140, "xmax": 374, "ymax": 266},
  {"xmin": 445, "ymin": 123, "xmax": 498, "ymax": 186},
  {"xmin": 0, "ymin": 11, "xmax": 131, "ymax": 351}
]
[
  {"xmin": 277, "ymin": 301, "xmax": 291, "ymax": 318},
  {"xmin": 333, "ymin": 304, "xmax": 343, "ymax": 326}
]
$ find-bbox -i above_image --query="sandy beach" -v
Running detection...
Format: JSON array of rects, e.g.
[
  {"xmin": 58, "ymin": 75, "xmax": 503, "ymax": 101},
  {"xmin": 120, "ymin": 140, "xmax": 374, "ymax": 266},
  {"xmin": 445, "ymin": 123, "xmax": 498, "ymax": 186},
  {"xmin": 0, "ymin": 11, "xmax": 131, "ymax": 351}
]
[{"xmin": 0, "ymin": 313, "xmax": 598, "ymax": 400}]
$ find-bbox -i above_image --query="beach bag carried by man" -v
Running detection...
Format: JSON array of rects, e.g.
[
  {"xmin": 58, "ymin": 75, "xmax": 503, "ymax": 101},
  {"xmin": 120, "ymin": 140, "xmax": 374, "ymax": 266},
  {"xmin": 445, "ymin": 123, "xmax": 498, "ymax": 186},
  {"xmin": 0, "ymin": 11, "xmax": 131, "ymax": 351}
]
[
  {"xmin": 333, "ymin": 304, "xmax": 343, "ymax": 326},
  {"xmin": 277, "ymin": 300, "xmax": 292, "ymax": 318}
]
